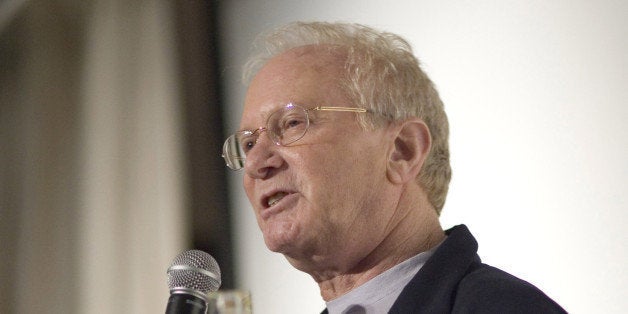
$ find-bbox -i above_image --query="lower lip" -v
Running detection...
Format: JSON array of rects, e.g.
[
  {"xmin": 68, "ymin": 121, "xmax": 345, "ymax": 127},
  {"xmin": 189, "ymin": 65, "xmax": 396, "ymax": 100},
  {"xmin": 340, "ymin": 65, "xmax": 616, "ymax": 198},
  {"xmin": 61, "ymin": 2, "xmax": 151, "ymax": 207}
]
[{"xmin": 261, "ymin": 193, "xmax": 298, "ymax": 220}]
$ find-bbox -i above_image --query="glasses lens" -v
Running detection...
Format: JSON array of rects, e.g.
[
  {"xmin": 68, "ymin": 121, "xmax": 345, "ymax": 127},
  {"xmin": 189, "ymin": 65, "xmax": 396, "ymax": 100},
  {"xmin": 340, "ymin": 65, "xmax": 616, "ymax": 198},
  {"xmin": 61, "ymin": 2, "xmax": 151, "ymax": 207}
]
[
  {"xmin": 268, "ymin": 104, "xmax": 309, "ymax": 145},
  {"xmin": 222, "ymin": 104, "xmax": 311, "ymax": 171},
  {"xmin": 222, "ymin": 134, "xmax": 246, "ymax": 170}
]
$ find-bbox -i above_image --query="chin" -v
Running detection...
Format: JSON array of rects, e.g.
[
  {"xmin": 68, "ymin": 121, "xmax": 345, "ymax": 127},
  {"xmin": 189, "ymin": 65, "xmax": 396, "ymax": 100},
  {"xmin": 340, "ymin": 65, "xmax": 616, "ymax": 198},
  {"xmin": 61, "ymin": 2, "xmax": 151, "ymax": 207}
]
[
  {"xmin": 262, "ymin": 220, "xmax": 302, "ymax": 253},
  {"xmin": 263, "ymin": 235, "xmax": 300, "ymax": 255}
]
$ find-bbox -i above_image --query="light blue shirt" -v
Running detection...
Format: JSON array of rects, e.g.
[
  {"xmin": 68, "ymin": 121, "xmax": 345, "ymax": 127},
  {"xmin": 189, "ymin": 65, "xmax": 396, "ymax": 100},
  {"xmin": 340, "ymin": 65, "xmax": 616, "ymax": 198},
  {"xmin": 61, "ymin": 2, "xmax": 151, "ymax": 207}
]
[{"xmin": 326, "ymin": 243, "xmax": 441, "ymax": 314}]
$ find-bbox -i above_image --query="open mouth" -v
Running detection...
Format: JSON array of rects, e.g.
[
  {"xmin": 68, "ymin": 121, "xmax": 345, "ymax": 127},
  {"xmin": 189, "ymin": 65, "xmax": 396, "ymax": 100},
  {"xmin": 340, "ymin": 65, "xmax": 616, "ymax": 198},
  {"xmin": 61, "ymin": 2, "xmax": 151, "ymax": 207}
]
[{"xmin": 266, "ymin": 192, "xmax": 289, "ymax": 208}]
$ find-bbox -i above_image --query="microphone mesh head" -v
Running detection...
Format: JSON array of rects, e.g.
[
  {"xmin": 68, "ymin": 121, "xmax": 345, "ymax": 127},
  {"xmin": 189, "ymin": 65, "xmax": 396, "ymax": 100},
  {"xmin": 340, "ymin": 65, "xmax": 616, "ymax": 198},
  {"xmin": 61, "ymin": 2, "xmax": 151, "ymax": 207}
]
[{"xmin": 167, "ymin": 250, "xmax": 221, "ymax": 293}]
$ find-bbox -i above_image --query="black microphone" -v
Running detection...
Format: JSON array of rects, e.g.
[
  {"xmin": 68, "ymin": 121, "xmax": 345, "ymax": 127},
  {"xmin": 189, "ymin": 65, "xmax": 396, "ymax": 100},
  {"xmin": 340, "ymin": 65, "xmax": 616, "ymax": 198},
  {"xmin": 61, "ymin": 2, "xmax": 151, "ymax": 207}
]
[{"xmin": 165, "ymin": 250, "xmax": 222, "ymax": 314}]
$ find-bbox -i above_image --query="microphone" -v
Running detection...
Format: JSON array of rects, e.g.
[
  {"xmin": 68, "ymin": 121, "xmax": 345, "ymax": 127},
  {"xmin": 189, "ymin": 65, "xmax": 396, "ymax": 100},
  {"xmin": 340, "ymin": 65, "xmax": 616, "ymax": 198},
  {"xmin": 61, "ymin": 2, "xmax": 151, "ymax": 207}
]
[{"xmin": 165, "ymin": 250, "xmax": 222, "ymax": 314}]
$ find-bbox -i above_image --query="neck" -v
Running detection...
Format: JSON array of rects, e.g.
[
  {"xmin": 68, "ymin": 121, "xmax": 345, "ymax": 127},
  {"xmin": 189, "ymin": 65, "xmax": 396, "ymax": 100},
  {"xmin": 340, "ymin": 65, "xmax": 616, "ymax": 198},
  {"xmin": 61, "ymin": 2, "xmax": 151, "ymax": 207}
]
[{"xmin": 313, "ymin": 187, "xmax": 444, "ymax": 301}]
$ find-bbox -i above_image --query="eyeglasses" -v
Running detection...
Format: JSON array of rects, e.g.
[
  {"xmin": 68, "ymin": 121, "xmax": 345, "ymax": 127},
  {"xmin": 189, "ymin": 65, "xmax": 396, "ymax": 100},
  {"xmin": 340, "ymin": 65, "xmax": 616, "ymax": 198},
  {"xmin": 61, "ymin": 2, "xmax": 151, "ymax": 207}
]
[{"xmin": 222, "ymin": 103, "xmax": 368, "ymax": 170}]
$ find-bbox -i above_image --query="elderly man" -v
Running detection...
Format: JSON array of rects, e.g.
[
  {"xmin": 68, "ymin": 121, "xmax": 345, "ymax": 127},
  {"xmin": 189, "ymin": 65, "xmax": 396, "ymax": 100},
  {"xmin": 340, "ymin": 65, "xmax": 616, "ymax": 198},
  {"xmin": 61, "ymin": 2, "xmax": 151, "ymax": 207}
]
[{"xmin": 222, "ymin": 22, "xmax": 565, "ymax": 313}]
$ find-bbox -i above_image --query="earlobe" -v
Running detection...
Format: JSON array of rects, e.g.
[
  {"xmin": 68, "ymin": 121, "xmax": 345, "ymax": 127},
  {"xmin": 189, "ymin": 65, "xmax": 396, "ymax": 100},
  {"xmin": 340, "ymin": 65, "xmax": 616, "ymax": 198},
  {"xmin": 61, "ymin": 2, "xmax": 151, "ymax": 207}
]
[{"xmin": 387, "ymin": 119, "xmax": 431, "ymax": 184}]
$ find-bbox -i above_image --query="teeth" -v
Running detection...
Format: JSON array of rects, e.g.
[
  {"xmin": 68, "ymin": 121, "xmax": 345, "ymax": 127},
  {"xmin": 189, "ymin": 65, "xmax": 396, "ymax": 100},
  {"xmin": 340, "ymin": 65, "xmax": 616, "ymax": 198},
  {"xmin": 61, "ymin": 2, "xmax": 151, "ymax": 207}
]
[{"xmin": 267, "ymin": 192, "xmax": 288, "ymax": 207}]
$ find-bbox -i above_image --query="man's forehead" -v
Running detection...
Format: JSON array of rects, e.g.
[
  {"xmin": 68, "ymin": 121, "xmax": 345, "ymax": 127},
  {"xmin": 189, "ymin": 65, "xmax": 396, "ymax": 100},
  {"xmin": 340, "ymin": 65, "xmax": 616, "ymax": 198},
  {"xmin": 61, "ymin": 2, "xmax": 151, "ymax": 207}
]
[{"xmin": 244, "ymin": 47, "xmax": 346, "ymax": 101}]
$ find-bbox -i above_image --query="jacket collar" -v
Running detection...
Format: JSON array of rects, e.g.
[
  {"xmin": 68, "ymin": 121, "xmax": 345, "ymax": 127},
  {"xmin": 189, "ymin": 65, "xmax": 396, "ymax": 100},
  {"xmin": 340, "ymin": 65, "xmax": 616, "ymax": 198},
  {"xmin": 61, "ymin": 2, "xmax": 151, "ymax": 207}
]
[
  {"xmin": 389, "ymin": 225, "xmax": 480, "ymax": 313},
  {"xmin": 321, "ymin": 225, "xmax": 478, "ymax": 314}
]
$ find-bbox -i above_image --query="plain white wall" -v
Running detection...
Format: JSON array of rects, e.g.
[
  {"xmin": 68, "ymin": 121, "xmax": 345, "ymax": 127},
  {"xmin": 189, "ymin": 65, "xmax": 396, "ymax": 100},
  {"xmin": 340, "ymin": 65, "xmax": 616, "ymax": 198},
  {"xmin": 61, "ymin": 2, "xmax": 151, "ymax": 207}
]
[{"xmin": 219, "ymin": 1, "xmax": 627, "ymax": 313}]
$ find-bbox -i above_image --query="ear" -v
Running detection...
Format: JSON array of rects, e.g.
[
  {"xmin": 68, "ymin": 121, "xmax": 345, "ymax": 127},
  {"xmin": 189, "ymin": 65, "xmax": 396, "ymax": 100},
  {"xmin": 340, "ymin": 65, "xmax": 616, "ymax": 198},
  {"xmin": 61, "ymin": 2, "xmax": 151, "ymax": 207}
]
[{"xmin": 386, "ymin": 118, "xmax": 431, "ymax": 184}]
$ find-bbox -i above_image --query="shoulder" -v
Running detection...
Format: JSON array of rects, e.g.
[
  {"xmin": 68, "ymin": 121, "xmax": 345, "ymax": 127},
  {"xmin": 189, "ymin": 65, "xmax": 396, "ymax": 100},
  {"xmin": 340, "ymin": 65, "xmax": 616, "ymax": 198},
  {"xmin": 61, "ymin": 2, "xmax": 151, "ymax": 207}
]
[{"xmin": 453, "ymin": 264, "xmax": 566, "ymax": 313}]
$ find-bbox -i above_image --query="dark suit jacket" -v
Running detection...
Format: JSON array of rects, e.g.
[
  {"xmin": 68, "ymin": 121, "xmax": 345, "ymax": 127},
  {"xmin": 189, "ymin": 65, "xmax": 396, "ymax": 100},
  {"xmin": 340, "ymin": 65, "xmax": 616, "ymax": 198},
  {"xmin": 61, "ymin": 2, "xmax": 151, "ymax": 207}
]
[{"xmin": 323, "ymin": 225, "xmax": 566, "ymax": 313}]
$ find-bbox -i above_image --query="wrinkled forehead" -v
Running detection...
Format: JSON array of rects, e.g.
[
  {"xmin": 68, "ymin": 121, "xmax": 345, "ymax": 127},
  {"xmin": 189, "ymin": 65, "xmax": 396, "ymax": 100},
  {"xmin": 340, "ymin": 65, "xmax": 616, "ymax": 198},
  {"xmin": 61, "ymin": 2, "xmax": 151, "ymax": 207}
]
[
  {"xmin": 240, "ymin": 45, "xmax": 350, "ymax": 128},
  {"xmin": 254, "ymin": 44, "xmax": 348, "ymax": 79}
]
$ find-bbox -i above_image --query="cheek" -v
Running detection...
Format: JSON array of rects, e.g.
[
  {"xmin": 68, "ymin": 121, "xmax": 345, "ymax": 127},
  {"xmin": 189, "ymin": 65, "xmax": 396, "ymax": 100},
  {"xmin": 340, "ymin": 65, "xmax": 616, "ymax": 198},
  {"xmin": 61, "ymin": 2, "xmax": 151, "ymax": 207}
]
[
  {"xmin": 319, "ymin": 144, "xmax": 389, "ymax": 218},
  {"xmin": 243, "ymin": 177, "xmax": 268, "ymax": 233},
  {"xmin": 242, "ymin": 178, "xmax": 256, "ymax": 210}
]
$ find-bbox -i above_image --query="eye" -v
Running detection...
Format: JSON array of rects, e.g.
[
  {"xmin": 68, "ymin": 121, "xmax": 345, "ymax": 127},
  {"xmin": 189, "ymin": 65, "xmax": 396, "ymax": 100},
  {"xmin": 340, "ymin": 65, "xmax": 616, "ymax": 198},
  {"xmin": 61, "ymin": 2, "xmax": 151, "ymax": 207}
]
[
  {"xmin": 266, "ymin": 105, "xmax": 309, "ymax": 144},
  {"xmin": 237, "ymin": 132, "xmax": 257, "ymax": 153},
  {"xmin": 279, "ymin": 113, "xmax": 306, "ymax": 133},
  {"xmin": 284, "ymin": 118, "xmax": 304, "ymax": 129},
  {"xmin": 242, "ymin": 139, "xmax": 255, "ymax": 152}
]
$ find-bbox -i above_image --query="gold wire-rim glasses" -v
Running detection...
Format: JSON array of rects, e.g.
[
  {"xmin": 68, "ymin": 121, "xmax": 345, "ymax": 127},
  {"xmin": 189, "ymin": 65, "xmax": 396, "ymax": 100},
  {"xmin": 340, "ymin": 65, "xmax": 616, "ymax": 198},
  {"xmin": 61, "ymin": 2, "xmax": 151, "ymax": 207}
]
[{"xmin": 222, "ymin": 103, "xmax": 368, "ymax": 170}]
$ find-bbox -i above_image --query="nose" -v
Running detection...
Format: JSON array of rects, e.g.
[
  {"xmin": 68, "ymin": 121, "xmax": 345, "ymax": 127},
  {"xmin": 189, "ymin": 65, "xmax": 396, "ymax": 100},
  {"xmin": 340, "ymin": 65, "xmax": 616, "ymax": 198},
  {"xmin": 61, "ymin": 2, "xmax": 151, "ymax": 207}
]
[{"xmin": 243, "ymin": 132, "xmax": 284, "ymax": 179}]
